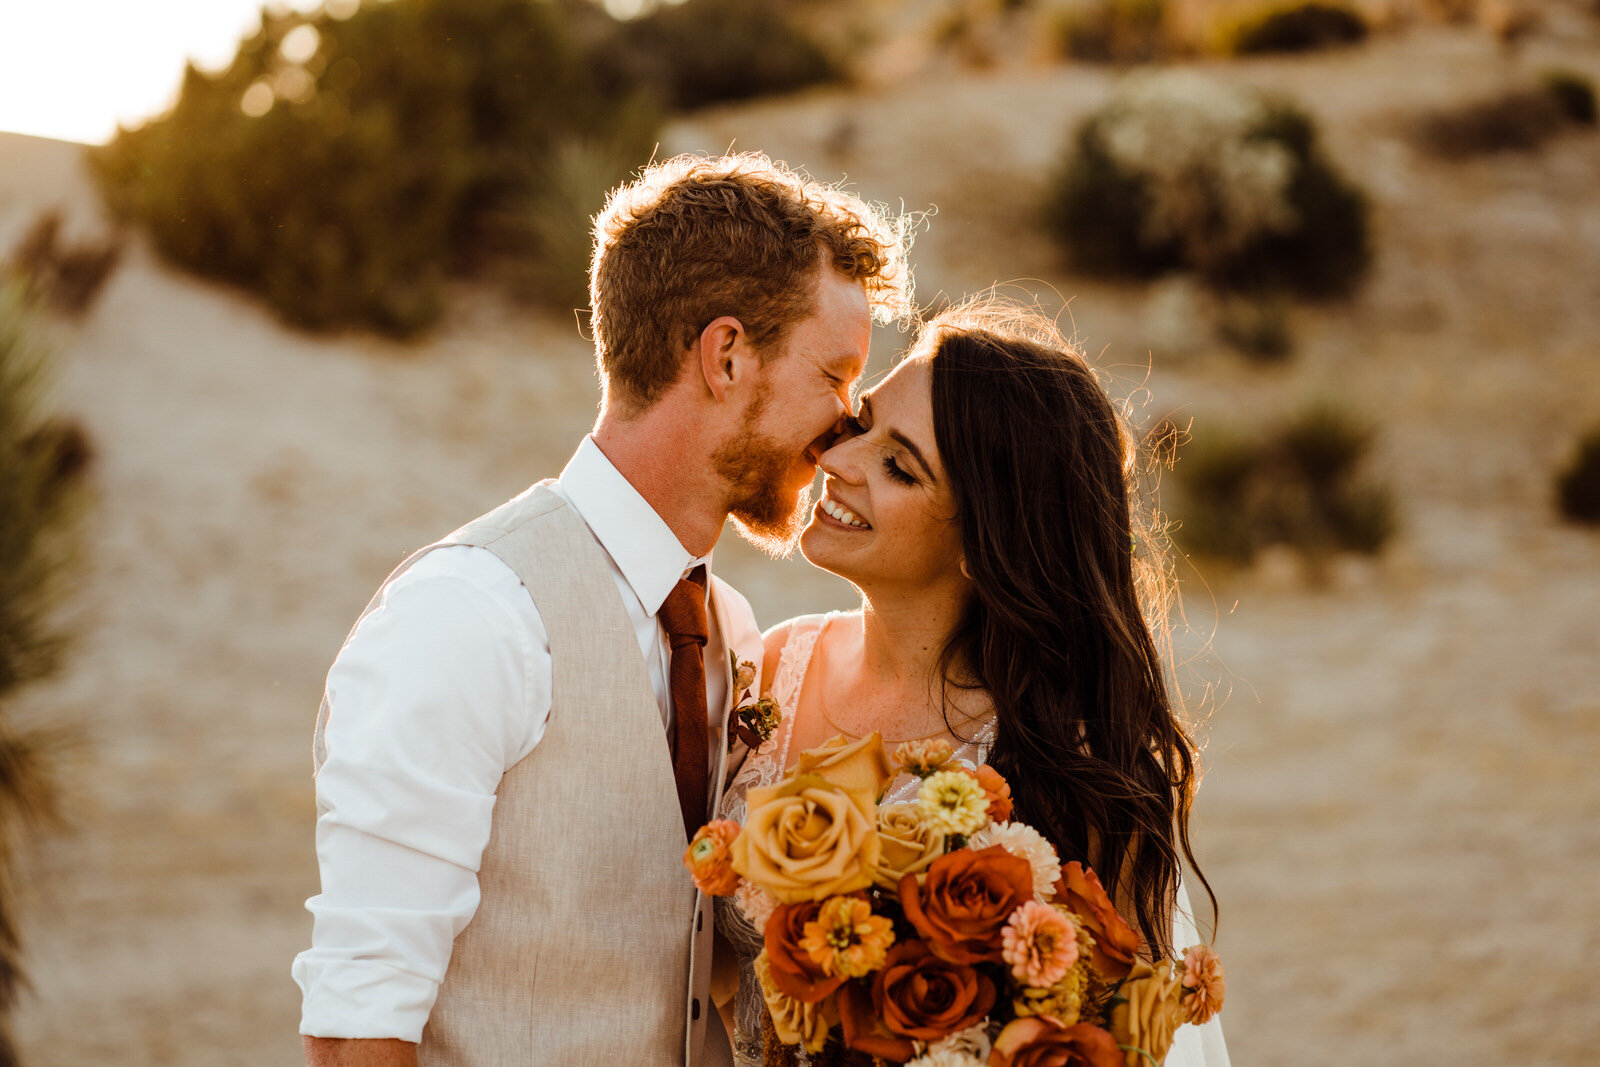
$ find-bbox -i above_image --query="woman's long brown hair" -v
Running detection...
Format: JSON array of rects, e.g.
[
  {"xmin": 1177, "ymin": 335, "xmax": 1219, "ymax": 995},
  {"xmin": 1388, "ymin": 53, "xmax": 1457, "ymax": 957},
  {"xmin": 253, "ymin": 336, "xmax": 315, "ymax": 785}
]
[{"xmin": 923, "ymin": 302, "xmax": 1214, "ymax": 959}]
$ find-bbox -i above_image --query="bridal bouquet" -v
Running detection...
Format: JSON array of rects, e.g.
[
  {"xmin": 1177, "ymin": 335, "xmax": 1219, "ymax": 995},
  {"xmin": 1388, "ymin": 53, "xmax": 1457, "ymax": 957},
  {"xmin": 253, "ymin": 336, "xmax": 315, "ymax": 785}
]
[{"xmin": 684, "ymin": 734, "xmax": 1225, "ymax": 1067}]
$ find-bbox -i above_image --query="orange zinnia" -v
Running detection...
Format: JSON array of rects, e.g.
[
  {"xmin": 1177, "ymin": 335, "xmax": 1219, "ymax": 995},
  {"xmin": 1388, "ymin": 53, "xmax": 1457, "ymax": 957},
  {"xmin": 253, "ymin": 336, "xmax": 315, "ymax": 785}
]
[{"xmin": 800, "ymin": 895, "xmax": 895, "ymax": 978}]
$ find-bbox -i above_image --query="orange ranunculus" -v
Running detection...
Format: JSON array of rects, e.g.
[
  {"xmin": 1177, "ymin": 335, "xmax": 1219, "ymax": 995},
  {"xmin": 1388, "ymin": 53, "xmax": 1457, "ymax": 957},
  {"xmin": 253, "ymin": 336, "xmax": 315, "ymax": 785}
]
[
  {"xmin": 992, "ymin": 1017, "xmax": 1124, "ymax": 1067},
  {"xmin": 873, "ymin": 939, "xmax": 996, "ymax": 1043},
  {"xmin": 837, "ymin": 978, "xmax": 918, "ymax": 1062},
  {"xmin": 1052, "ymin": 862, "xmax": 1142, "ymax": 982},
  {"xmin": 954, "ymin": 764, "xmax": 1014, "ymax": 823},
  {"xmin": 763, "ymin": 900, "xmax": 846, "ymax": 1004},
  {"xmin": 899, "ymin": 846, "xmax": 1034, "ymax": 965},
  {"xmin": 683, "ymin": 820, "xmax": 741, "ymax": 896},
  {"xmin": 792, "ymin": 732, "xmax": 895, "ymax": 799},
  {"xmin": 731, "ymin": 773, "xmax": 880, "ymax": 903}
]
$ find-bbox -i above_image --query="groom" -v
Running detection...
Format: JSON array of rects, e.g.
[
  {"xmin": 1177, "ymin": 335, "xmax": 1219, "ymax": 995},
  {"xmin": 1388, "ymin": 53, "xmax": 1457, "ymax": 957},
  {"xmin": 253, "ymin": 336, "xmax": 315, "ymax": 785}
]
[{"xmin": 293, "ymin": 153, "xmax": 907, "ymax": 1066}]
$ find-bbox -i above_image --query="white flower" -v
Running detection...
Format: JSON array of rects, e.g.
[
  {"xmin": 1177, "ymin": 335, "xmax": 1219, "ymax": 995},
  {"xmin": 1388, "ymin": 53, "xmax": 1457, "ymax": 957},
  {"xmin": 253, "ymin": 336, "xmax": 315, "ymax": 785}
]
[
  {"xmin": 735, "ymin": 877, "xmax": 777, "ymax": 930},
  {"xmin": 907, "ymin": 1049, "xmax": 986, "ymax": 1067},
  {"xmin": 928, "ymin": 1023, "xmax": 992, "ymax": 1061},
  {"xmin": 969, "ymin": 821, "xmax": 1061, "ymax": 901}
]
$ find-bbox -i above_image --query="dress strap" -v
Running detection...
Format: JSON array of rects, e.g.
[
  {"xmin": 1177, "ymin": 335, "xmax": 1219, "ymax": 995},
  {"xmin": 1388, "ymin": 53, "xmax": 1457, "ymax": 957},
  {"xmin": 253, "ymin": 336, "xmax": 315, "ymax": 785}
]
[{"xmin": 769, "ymin": 612, "xmax": 837, "ymax": 773}]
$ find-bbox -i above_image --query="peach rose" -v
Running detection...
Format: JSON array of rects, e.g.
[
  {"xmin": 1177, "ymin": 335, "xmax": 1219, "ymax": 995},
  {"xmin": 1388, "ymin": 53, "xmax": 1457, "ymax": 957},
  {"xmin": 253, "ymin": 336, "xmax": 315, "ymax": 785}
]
[
  {"xmin": 754, "ymin": 950, "xmax": 835, "ymax": 1053},
  {"xmin": 899, "ymin": 846, "xmax": 1034, "ymax": 965},
  {"xmin": 792, "ymin": 732, "xmax": 895, "ymax": 799},
  {"xmin": 682, "ymin": 819, "xmax": 741, "ymax": 896},
  {"xmin": 991, "ymin": 1017, "xmax": 1124, "ymax": 1067},
  {"xmin": 731, "ymin": 773, "xmax": 880, "ymax": 903},
  {"xmin": 1053, "ymin": 862, "xmax": 1141, "ymax": 982},
  {"xmin": 1108, "ymin": 960, "xmax": 1184, "ymax": 1067},
  {"xmin": 763, "ymin": 900, "xmax": 846, "ymax": 1003},
  {"xmin": 873, "ymin": 802, "xmax": 948, "ymax": 890},
  {"xmin": 954, "ymin": 764, "xmax": 1014, "ymax": 823}
]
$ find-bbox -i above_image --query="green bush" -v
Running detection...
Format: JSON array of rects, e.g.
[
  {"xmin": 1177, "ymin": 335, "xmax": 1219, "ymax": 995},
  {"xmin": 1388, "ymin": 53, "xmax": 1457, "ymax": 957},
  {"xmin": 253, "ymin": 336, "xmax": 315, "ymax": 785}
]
[
  {"xmin": 0, "ymin": 281, "xmax": 83, "ymax": 1058},
  {"xmin": 4, "ymin": 210, "xmax": 125, "ymax": 317},
  {"xmin": 1054, "ymin": 0, "xmax": 1169, "ymax": 63},
  {"xmin": 1222, "ymin": 1, "xmax": 1367, "ymax": 55},
  {"xmin": 1414, "ymin": 74, "xmax": 1597, "ymax": 159},
  {"xmin": 1170, "ymin": 402, "xmax": 1395, "ymax": 562},
  {"xmin": 595, "ymin": 0, "xmax": 837, "ymax": 112},
  {"xmin": 91, "ymin": 0, "xmax": 840, "ymax": 337},
  {"xmin": 1217, "ymin": 294, "xmax": 1293, "ymax": 361},
  {"xmin": 92, "ymin": 0, "xmax": 631, "ymax": 335},
  {"xmin": 1556, "ymin": 423, "xmax": 1600, "ymax": 525},
  {"xmin": 1045, "ymin": 72, "xmax": 1370, "ymax": 297},
  {"xmin": 1542, "ymin": 69, "xmax": 1598, "ymax": 127}
]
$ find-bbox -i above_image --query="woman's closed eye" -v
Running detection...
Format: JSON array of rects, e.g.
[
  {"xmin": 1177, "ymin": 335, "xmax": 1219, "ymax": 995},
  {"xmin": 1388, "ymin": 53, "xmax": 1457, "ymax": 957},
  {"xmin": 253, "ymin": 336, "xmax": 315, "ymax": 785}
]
[{"xmin": 882, "ymin": 454, "xmax": 916, "ymax": 485}]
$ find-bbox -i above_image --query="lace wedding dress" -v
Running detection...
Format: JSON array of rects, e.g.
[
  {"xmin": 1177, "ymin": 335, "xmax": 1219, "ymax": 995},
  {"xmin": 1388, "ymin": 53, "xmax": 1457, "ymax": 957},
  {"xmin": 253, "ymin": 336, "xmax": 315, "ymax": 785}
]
[{"xmin": 713, "ymin": 612, "xmax": 1229, "ymax": 1067}]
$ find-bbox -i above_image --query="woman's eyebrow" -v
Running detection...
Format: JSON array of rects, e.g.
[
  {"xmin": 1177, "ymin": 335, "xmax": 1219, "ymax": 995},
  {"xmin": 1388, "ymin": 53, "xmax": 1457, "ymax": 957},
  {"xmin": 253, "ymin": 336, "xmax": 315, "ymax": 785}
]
[{"xmin": 860, "ymin": 395, "xmax": 936, "ymax": 483}]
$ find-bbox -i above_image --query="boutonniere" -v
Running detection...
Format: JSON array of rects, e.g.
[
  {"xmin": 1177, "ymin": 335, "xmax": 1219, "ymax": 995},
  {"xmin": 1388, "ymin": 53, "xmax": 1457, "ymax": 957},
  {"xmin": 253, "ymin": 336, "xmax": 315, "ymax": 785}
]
[{"xmin": 727, "ymin": 651, "xmax": 782, "ymax": 751}]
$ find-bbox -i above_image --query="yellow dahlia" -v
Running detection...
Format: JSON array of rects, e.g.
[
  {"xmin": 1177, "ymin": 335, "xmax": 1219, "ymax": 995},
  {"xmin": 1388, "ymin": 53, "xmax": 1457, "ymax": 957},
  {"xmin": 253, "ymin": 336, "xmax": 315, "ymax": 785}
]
[{"xmin": 917, "ymin": 769, "xmax": 990, "ymax": 836}]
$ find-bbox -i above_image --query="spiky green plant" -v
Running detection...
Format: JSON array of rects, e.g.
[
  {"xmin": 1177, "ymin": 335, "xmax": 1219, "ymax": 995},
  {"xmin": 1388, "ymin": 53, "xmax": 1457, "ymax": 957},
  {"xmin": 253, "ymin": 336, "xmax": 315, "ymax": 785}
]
[{"xmin": 0, "ymin": 279, "xmax": 83, "ymax": 1063}]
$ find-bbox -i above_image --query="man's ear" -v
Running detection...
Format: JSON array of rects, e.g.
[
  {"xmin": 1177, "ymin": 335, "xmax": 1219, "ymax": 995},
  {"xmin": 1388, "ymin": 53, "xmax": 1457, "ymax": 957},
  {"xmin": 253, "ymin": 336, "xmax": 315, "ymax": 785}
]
[{"xmin": 697, "ymin": 315, "xmax": 750, "ymax": 403}]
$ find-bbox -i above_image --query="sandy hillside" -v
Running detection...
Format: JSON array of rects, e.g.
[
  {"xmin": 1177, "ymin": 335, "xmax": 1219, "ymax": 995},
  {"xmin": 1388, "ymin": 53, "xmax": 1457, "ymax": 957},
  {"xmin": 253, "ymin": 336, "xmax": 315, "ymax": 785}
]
[{"xmin": 2, "ymin": 22, "xmax": 1599, "ymax": 1066}]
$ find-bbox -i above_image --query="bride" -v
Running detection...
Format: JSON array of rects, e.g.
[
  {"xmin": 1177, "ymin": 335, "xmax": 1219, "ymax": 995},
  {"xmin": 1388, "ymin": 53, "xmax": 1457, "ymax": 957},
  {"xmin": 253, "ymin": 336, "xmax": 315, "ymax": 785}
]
[{"xmin": 713, "ymin": 301, "xmax": 1229, "ymax": 1067}]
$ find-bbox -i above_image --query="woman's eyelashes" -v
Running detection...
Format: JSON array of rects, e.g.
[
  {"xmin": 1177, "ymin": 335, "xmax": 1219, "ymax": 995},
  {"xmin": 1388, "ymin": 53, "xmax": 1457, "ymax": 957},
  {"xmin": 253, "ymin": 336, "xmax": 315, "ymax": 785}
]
[{"xmin": 882, "ymin": 455, "xmax": 917, "ymax": 485}]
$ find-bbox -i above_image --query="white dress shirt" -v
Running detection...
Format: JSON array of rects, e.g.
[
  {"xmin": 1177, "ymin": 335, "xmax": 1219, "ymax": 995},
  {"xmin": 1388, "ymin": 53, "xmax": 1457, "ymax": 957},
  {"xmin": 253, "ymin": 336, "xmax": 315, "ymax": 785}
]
[{"xmin": 293, "ymin": 436, "xmax": 761, "ymax": 1042}]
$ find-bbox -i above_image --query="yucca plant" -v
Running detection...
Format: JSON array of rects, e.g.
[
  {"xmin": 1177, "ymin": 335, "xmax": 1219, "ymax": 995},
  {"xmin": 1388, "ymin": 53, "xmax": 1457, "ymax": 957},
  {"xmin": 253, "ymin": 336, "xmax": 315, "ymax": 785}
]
[{"xmin": 0, "ymin": 279, "xmax": 86, "ymax": 1064}]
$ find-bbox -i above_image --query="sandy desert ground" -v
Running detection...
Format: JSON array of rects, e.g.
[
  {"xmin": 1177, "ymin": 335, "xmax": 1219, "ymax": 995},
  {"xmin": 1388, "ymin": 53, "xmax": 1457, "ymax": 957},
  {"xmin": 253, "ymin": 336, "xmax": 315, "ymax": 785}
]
[{"xmin": 1, "ymin": 22, "xmax": 1598, "ymax": 1066}]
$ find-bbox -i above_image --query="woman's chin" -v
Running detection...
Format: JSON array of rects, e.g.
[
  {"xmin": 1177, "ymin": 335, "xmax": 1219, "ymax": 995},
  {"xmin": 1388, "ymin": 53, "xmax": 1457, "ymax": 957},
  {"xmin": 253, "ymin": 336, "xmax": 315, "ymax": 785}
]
[{"xmin": 798, "ymin": 522, "xmax": 857, "ymax": 579}]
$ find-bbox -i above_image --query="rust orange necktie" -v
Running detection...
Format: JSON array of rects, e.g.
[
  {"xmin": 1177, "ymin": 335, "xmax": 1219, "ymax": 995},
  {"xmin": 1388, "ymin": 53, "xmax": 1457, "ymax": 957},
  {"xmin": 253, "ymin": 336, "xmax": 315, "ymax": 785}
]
[{"xmin": 658, "ymin": 565, "xmax": 710, "ymax": 839}]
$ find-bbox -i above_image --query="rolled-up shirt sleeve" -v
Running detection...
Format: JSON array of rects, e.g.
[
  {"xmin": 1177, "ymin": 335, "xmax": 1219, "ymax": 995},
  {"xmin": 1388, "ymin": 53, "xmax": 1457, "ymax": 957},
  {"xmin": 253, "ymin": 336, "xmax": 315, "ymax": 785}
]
[{"xmin": 292, "ymin": 547, "xmax": 548, "ymax": 1042}]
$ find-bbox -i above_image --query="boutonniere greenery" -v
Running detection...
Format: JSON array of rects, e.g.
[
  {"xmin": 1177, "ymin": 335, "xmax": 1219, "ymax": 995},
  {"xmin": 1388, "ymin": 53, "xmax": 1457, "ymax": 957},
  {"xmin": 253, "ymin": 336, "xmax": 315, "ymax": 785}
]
[{"xmin": 728, "ymin": 651, "xmax": 782, "ymax": 751}]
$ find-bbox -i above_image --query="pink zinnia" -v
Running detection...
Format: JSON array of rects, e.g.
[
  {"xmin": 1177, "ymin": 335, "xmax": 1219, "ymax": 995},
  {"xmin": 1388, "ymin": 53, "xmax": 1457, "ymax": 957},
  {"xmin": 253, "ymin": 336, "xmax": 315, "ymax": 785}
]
[
  {"xmin": 1180, "ymin": 944, "xmax": 1226, "ymax": 1025},
  {"xmin": 1001, "ymin": 901, "xmax": 1080, "ymax": 987}
]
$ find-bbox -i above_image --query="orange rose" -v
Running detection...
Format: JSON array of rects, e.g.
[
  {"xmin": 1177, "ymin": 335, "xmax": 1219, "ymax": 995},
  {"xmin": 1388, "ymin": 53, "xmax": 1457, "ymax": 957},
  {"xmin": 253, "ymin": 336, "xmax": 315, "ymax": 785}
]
[
  {"xmin": 837, "ymin": 979, "xmax": 918, "ymax": 1062},
  {"xmin": 1053, "ymin": 862, "xmax": 1141, "ymax": 982},
  {"xmin": 899, "ymin": 845, "xmax": 1034, "ymax": 965},
  {"xmin": 992, "ymin": 1017, "xmax": 1124, "ymax": 1067},
  {"xmin": 792, "ymin": 732, "xmax": 895, "ymax": 799},
  {"xmin": 683, "ymin": 820, "xmax": 741, "ymax": 896},
  {"xmin": 763, "ymin": 900, "xmax": 846, "ymax": 1003},
  {"xmin": 874, "ymin": 939, "xmax": 996, "ymax": 1042}
]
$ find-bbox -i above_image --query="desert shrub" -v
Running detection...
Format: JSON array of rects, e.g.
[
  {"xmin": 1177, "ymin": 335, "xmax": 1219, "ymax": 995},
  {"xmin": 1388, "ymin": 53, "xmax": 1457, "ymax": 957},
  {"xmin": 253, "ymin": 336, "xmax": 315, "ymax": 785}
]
[
  {"xmin": 4, "ymin": 210, "xmax": 125, "ymax": 317},
  {"xmin": 1169, "ymin": 402, "xmax": 1394, "ymax": 562},
  {"xmin": 1053, "ymin": 0, "xmax": 1169, "ymax": 62},
  {"xmin": 0, "ymin": 281, "xmax": 84, "ymax": 1059},
  {"xmin": 92, "ymin": 0, "xmax": 637, "ymax": 335},
  {"xmin": 1555, "ymin": 423, "xmax": 1600, "ymax": 525},
  {"xmin": 593, "ymin": 0, "xmax": 837, "ymax": 111},
  {"xmin": 1413, "ymin": 74, "xmax": 1597, "ymax": 158},
  {"xmin": 1217, "ymin": 294, "xmax": 1293, "ymax": 360},
  {"xmin": 1045, "ymin": 72, "xmax": 1370, "ymax": 296},
  {"xmin": 1541, "ymin": 69, "xmax": 1598, "ymax": 126},
  {"xmin": 1221, "ymin": 1, "xmax": 1367, "ymax": 55}
]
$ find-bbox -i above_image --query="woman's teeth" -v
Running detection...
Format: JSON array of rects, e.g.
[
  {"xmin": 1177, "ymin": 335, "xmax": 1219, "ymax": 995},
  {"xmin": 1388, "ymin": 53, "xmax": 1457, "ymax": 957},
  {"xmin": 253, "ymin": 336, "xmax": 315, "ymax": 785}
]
[{"xmin": 821, "ymin": 498, "xmax": 871, "ymax": 530}]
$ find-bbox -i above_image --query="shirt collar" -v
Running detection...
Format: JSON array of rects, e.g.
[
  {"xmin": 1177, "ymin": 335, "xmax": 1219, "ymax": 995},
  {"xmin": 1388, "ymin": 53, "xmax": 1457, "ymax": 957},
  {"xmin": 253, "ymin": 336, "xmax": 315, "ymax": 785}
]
[{"xmin": 557, "ymin": 435, "xmax": 711, "ymax": 617}]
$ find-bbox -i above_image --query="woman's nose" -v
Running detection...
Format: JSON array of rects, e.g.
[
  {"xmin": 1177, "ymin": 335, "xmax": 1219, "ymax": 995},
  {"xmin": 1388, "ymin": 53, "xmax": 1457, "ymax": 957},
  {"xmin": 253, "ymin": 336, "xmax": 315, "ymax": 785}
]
[{"xmin": 818, "ymin": 433, "xmax": 865, "ymax": 484}]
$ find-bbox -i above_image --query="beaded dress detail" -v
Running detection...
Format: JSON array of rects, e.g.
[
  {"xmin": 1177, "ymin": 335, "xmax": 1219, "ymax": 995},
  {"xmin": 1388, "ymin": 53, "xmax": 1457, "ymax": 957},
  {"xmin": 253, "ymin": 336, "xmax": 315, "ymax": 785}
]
[{"xmin": 712, "ymin": 613, "xmax": 996, "ymax": 1067}]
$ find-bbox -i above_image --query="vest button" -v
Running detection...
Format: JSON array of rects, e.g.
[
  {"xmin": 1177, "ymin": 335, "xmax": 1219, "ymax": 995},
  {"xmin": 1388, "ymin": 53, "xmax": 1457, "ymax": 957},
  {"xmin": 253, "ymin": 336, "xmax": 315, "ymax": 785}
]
[{"xmin": 691, "ymin": 998, "xmax": 701, "ymax": 1021}]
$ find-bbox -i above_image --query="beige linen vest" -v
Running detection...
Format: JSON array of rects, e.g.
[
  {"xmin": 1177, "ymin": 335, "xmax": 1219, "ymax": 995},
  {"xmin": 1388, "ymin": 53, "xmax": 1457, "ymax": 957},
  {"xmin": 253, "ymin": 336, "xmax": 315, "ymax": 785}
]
[{"xmin": 313, "ymin": 482, "xmax": 735, "ymax": 1066}]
